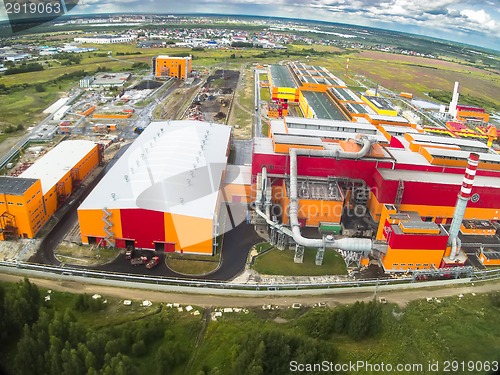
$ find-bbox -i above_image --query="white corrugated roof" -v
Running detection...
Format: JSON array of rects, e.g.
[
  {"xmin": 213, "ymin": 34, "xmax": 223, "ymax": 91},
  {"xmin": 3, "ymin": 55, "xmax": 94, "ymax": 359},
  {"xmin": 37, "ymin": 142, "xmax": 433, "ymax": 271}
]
[
  {"xmin": 224, "ymin": 165, "xmax": 251, "ymax": 186},
  {"xmin": 20, "ymin": 140, "xmax": 96, "ymax": 194},
  {"xmin": 43, "ymin": 97, "xmax": 69, "ymax": 114},
  {"xmin": 368, "ymin": 114, "xmax": 409, "ymax": 123},
  {"xmin": 411, "ymin": 133, "xmax": 489, "ymax": 149},
  {"xmin": 253, "ymin": 137, "xmax": 274, "ymax": 154},
  {"xmin": 284, "ymin": 117, "xmax": 377, "ymax": 130},
  {"xmin": 381, "ymin": 125, "xmax": 419, "ymax": 134},
  {"xmin": 424, "ymin": 147, "xmax": 500, "ymax": 163},
  {"xmin": 78, "ymin": 121, "xmax": 231, "ymax": 220}
]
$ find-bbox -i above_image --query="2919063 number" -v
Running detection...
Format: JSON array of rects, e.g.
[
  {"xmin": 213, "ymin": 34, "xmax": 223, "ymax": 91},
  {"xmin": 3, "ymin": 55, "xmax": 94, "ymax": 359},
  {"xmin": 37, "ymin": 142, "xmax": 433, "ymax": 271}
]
[
  {"xmin": 443, "ymin": 361, "xmax": 499, "ymax": 373},
  {"xmin": 5, "ymin": 1, "xmax": 62, "ymax": 14}
]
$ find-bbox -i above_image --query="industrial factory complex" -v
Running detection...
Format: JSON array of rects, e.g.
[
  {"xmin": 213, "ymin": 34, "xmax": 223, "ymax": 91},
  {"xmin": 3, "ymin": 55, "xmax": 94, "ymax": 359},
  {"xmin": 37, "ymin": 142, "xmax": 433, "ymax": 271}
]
[
  {"xmin": 0, "ymin": 58, "xmax": 499, "ymax": 278},
  {"xmin": 254, "ymin": 62, "xmax": 500, "ymax": 272}
]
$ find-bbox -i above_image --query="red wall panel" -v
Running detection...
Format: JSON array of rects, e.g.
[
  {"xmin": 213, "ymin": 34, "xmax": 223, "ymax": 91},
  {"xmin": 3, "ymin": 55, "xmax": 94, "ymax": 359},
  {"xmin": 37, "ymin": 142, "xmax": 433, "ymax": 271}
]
[
  {"xmin": 252, "ymin": 152, "xmax": 393, "ymax": 187},
  {"xmin": 120, "ymin": 209, "xmax": 165, "ymax": 249},
  {"xmin": 373, "ymin": 169, "xmax": 500, "ymax": 208},
  {"xmin": 388, "ymin": 231, "xmax": 448, "ymax": 250},
  {"xmin": 251, "ymin": 154, "xmax": 288, "ymax": 176},
  {"xmin": 252, "ymin": 152, "xmax": 500, "ymax": 208},
  {"xmin": 115, "ymin": 239, "xmax": 126, "ymax": 249}
]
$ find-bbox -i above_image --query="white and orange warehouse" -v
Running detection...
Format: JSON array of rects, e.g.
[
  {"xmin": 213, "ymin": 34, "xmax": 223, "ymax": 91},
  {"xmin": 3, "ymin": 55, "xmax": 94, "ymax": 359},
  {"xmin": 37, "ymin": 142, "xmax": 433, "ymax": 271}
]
[{"xmin": 77, "ymin": 120, "xmax": 240, "ymax": 255}]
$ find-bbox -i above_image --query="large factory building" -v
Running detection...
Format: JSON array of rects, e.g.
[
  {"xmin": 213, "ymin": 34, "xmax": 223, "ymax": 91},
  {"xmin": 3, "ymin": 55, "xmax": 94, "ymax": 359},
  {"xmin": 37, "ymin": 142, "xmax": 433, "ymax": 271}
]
[
  {"xmin": 77, "ymin": 121, "xmax": 232, "ymax": 255},
  {"xmin": 252, "ymin": 116, "xmax": 500, "ymax": 271},
  {"xmin": 0, "ymin": 140, "xmax": 100, "ymax": 240},
  {"xmin": 266, "ymin": 62, "xmax": 418, "ymax": 129}
]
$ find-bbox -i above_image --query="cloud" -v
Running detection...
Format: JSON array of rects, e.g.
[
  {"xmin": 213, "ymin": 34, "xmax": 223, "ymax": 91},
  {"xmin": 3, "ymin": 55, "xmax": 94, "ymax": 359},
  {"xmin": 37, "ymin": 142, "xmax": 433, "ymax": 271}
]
[
  {"xmin": 1, "ymin": 0, "xmax": 497, "ymax": 49},
  {"xmin": 460, "ymin": 9, "xmax": 497, "ymax": 31}
]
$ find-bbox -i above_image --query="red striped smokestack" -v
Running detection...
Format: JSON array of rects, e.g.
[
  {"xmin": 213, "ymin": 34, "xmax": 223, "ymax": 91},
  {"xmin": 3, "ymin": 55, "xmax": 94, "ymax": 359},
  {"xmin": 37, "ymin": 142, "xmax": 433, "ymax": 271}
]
[
  {"xmin": 448, "ymin": 153, "xmax": 480, "ymax": 259},
  {"xmin": 459, "ymin": 153, "xmax": 480, "ymax": 199}
]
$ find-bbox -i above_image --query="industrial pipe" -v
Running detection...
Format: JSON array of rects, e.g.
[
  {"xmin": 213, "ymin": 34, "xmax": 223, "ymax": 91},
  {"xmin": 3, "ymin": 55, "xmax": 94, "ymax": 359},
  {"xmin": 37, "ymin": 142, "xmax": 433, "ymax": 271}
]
[
  {"xmin": 287, "ymin": 137, "xmax": 375, "ymax": 251},
  {"xmin": 448, "ymin": 152, "xmax": 480, "ymax": 260}
]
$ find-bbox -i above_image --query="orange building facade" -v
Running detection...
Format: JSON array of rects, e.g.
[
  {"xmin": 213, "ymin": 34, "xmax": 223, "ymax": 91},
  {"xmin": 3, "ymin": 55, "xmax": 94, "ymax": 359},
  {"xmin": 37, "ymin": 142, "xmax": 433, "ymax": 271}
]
[
  {"xmin": 152, "ymin": 55, "xmax": 192, "ymax": 80},
  {"xmin": 0, "ymin": 140, "xmax": 100, "ymax": 240}
]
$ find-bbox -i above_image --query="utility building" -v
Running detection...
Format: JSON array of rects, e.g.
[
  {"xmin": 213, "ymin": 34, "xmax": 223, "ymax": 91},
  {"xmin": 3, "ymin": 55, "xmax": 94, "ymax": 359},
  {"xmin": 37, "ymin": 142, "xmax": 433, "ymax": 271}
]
[
  {"xmin": 77, "ymin": 121, "xmax": 232, "ymax": 255},
  {"xmin": 152, "ymin": 55, "xmax": 192, "ymax": 79}
]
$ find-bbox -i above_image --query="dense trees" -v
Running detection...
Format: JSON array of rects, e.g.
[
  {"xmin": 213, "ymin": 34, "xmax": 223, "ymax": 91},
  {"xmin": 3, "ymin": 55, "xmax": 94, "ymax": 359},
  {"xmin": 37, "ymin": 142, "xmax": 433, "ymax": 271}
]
[
  {"xmin": 0, "ymin": 279, "xmax": 193, "ymax": 375},
  {"xmin": 299, "ymin": 300, "xmax": 383, "ymax": 341},
  {"xmin": 4, "ymin": 63, "xmax": 44, "ymax": 75},
  {"xmin": 0, "ymin": 280, "xmax": 382, "ymax": 375},
  {"xmin": 230, "ymin": 329, "xmax": 337, "ymax": 375}
]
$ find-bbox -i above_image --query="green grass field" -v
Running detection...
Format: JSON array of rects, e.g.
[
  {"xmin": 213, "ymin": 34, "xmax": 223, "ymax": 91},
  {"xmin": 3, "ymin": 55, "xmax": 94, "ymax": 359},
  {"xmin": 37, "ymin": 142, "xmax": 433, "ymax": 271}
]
[
  {"xmin": 335, "ymin": 293, "xmax": 500, "ymax": 374},
  {"xmin": 55, "ymin": 243, "xmax": 119, "ymax": 266},
  {"xmin": 261, "ymin": 122, "xmax": 269, "ymax": 136},
  {"xmin": 191, "ymin": 290, "xmax": 500, "ymax": 375},
  {"xmin": 166, "ymin": 253, "xmax": 220, "ymax": 275},
  {"xmin": 0, "ymin": 81, "xmax": 74, "ymax": 130},
  {"xmin": 260, "ymin": 87, "xmax": 271, "ymax": 101},
  {"xmin": 253, "ymin": 247, "xmax": 348, "ymax": 276}
]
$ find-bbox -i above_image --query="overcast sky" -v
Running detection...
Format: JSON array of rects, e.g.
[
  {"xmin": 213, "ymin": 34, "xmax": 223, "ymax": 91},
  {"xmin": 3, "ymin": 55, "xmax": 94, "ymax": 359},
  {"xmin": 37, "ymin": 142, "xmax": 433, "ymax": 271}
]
[{"xmin": 2, "ymin": 0, "xmax": 499, "ymax": 50}]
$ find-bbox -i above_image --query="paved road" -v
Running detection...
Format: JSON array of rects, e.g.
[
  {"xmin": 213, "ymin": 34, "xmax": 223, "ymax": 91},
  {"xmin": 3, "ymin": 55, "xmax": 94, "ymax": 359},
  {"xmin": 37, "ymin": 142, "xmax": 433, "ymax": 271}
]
[
  {"xmin": 233, "ymin": 139, "xmax": 253, "ymax": 165},
  {"xmin": 0, "ymin": 271, "xmax": 497, "ymax": 307},
  {"xmin": 88, "ymin": 222, "xmax": 261, "ymax": 281}
]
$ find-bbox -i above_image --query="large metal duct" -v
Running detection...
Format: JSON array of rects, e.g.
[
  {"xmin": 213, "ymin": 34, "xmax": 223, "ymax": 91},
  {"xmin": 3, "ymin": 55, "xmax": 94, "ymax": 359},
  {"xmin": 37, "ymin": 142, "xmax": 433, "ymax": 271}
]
[
  {"xmin": 448, "ymin": 152, "xmax": 480, "ymax": 260},
  {"xmin": 287, "ymin": 137, "xmax": 374, "ymax": 251}
]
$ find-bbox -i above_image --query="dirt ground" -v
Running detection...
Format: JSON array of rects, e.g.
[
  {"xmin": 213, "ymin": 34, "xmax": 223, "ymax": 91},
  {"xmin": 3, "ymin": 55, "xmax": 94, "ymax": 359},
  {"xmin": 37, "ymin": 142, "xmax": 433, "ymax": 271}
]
[
  {"xmin": 0, "ymin": 272, "xmax": 497, "ymax": 308},
  {"xmin": 185, "ymin": 70, "xmax": 239, "ymax": 123},
  {"xmin": 228, "ymin": 64, "xmax": 254, "ymax": 139},
  {"xmin": 0, "ymin": 134, "xmax": 23, "ymax": 162},
  {"xmin": 157, "ymin": 86, "xmax": 200, "ymax": 120}
]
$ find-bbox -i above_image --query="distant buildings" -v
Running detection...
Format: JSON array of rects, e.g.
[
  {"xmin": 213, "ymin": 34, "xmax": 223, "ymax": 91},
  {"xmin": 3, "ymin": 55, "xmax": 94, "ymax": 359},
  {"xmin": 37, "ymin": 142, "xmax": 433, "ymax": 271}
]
[
  {"xmin": 80, "ymin": 73, "xmax": 131, "ymax": 89},
  {"xmin": 74, "ymin": 35, "xmax": 137, "ymax": 44},
  {"xmin": 0, "ymin": 47, "xmax": 31, "ymax": 62}
]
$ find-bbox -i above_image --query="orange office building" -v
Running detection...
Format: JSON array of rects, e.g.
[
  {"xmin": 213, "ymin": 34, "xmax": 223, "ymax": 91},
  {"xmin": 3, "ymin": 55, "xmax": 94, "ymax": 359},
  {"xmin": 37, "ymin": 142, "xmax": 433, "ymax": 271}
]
[{"xmin": 152, "ymin": 55, "xmax": 192, "ymax": 79}]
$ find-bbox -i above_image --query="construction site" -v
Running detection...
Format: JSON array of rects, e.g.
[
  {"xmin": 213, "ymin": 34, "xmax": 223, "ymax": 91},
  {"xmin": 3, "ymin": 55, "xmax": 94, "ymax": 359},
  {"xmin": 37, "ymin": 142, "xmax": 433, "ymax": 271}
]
[{"xmin": 184, "ymin": 70, "xmax": 239, "ymax": 122}]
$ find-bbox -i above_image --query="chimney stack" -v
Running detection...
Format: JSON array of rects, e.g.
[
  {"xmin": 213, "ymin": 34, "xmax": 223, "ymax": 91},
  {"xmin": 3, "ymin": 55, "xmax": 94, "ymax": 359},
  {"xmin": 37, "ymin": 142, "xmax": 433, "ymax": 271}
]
[
  {"xmin": 448, "ymin": 153, "xmax": 480, "ymax": 260},
  {"xmin": 449, "ymin": 81, "xmax": 460, "ymax": 119}
]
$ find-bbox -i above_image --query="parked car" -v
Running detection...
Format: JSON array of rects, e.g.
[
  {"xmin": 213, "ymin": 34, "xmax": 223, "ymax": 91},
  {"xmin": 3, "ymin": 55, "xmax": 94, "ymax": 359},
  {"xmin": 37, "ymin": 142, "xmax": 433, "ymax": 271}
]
[
  {"xmin": 130, "ymin": 256, "xmax": 148, "ymax": 266},
  {"xmin": 125, "ymin": 247, "xmax": 135, "ymax": 260},
  {"xmin": 146, "ymin": 256, "xmax": 160, "ymax": 269}
]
